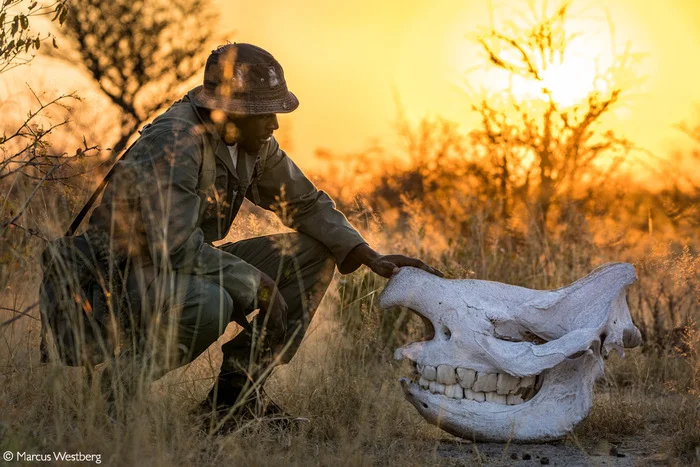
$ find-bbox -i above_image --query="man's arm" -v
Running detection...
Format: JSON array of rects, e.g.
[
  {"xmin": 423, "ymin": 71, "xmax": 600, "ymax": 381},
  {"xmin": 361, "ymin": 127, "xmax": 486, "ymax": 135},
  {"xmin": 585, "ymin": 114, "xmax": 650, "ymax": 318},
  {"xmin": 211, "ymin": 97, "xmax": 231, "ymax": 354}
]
[
  {"xmin": 247, "ymin": 137, "xmax": 442, "ymax": 277},
  {"xmin": 246, "ymin": 137, "xmax": 367, "ymax": 273}
]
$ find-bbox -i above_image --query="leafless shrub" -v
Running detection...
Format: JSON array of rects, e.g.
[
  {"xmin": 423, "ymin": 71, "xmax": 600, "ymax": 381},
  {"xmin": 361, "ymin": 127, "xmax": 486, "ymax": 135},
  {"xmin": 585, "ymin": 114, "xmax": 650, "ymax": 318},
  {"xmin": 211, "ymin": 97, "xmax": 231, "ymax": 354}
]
[{"xmin": 49, "ymin": 0, "xmax": 223, "ymax": 156}]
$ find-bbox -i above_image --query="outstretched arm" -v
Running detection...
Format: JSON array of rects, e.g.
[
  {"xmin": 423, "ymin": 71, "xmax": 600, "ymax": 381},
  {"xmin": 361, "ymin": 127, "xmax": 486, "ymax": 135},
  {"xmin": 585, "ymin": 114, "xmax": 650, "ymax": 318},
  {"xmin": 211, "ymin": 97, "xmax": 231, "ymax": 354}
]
[
  {"xmin": 245, "ymin": 137, "xmax": 367, "ymax": 272},
  {"xmin": 247, "ymin": 137, "xmax": 442, "ymax": 278}
]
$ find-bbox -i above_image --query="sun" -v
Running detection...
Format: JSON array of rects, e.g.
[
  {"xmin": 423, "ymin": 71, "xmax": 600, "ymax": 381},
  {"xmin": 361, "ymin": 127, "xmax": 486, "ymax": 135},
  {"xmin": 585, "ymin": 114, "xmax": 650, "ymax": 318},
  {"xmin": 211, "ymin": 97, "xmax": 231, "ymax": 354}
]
[
  {"xmin": 509, "ymin": 57, "xmax": 606, "ymax": 108},
  {"xmin": 453, "ymin": 2, "xmax": 621, "ymax": 109},
  {"xmin": 471, "ymin": 57, "xmax": 608, "ymax": 109},
  {"xmin": 539, "ymin": 60, "xmax": 601, "ymax": 107},
  {"xmin": 493, "ymin": 31, "xmax": 615, "ymax": 108}
]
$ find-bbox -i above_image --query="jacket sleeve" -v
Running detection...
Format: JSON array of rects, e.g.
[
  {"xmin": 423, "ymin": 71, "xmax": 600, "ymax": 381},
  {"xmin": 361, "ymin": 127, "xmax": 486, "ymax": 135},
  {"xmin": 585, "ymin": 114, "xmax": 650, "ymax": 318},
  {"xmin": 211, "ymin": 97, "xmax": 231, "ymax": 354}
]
[
  {"xmin": 246, "ymin": 137, "xmax": 367, "ymax": 273},
  {"xmin": 134, "ymin": 127, "xmax": 262, "ymax": 309}
]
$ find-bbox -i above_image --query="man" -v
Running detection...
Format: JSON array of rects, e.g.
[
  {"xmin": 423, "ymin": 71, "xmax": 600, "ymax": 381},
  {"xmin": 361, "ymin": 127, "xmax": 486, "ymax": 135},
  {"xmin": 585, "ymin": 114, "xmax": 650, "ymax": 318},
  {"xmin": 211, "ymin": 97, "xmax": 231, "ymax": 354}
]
[{"xmin": 86, "ymin": 43, "xmax": 441, "ymax": 422}]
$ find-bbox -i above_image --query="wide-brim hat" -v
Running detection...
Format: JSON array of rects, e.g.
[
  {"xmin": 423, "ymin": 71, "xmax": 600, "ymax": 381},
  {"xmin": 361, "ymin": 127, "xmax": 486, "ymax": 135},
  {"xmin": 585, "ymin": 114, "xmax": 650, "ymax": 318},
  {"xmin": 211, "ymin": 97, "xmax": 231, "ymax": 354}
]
[{"xmin": 192, "ymin": 43, "xmax": 299, "ymax": 116}]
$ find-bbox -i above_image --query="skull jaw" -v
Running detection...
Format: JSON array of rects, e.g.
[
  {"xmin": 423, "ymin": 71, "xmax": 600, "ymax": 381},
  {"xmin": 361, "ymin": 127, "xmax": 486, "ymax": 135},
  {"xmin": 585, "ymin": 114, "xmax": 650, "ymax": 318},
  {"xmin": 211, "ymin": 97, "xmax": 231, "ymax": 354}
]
[{"xmin": 398, "ymin": 352, "xmax": 603, "ymax": 443}]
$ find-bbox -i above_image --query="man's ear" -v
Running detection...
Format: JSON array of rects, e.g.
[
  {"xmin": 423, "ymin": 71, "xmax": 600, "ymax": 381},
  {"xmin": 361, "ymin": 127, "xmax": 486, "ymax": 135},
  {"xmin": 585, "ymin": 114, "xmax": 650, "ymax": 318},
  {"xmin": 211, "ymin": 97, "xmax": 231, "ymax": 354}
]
[
  {"xmin": 222, "ymin": 121, "xmax": 241, "ymax": 145},
  {"xmin": 210, "ymin": 109, "xmax": 226, "ymax": 124}
]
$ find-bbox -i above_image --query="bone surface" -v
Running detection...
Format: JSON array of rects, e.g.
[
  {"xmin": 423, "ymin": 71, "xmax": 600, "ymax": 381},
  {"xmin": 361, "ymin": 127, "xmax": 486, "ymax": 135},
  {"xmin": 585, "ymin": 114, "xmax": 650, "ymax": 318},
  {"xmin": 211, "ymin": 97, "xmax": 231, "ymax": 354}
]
[{"xmin": 380, "ymin": 263, "xmax": 641, "ymax": 442}]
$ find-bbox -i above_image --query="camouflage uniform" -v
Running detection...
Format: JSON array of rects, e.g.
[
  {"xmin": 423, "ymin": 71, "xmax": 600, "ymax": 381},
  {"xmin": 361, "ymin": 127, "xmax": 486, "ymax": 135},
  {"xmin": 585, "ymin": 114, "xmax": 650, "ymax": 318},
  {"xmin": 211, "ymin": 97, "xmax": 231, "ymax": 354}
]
[{"xmin": 87, "ymin": 88, "xmax": 366, "ymax": 374}]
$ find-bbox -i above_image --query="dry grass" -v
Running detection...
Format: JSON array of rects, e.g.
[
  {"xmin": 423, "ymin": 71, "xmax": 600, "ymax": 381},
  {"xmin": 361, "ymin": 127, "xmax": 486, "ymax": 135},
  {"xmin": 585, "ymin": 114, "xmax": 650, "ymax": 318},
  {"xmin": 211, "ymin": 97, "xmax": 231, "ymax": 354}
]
[
  {"xmin": 1, "ymin": 228, "xmax": 698, "ymax": 465},
  {"xmin": 1, "ymin": 123, "xmax": 698, "ymax": 465},
  {"xmin": 0, "ymin": 288, "xmax": 451, "ymax": 466},
  {"xmin": 572, "ymin": 335, "xmax": 700, "ymax": 461}
]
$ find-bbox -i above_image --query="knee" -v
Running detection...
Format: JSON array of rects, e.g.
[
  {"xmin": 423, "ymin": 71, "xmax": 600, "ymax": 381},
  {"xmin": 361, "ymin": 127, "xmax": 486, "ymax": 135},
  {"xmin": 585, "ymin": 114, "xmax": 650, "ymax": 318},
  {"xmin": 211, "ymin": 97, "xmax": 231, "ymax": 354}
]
[
  {"xmin": 294, "ymin": 233, "xmax": 334, "ymax": 264},
  {"xmin": 182, "ymin": 279, "xmax": 234, "ymax": 337}
]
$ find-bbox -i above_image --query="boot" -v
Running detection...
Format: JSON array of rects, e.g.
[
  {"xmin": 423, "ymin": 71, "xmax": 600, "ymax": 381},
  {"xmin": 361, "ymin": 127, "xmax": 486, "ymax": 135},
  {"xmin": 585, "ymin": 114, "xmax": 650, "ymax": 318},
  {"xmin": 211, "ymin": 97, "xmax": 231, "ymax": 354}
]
[
  {"xmin": 200, "ymin": 371, "xmax": 251, "ymax": 412},
  {"xmin": 197, "ymin": 371, "xmax": 308, "ymax": 433}
]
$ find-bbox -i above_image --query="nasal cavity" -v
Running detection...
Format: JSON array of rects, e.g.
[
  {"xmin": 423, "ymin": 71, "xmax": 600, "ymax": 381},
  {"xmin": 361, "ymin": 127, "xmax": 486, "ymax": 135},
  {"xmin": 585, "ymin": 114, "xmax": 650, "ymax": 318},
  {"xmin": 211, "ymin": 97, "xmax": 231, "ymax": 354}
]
[{"xmin": 442, "ymin": 326, "xmax": 451, "ymax": 341}]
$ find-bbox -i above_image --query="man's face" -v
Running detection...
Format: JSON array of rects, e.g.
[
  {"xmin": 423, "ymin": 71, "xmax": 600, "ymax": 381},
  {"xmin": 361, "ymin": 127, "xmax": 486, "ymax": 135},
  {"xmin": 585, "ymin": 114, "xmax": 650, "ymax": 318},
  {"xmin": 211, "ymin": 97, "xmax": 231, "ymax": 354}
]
[{"xmin": 210, "ymin": 109, "xmax": 279, "ymax": 153}]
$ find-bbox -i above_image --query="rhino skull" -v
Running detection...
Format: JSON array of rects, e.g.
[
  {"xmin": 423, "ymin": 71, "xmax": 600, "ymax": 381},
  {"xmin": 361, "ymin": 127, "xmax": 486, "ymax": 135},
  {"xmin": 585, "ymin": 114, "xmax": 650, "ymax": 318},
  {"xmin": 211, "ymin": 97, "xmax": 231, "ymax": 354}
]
[{"xmin": 379, "ymin": 262, "xmax": 641, "ymax": 442}]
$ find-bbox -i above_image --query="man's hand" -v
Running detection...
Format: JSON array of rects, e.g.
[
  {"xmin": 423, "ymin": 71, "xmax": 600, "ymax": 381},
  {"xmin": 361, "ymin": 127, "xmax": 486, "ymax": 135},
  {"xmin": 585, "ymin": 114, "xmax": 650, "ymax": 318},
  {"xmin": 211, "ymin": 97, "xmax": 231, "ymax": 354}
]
[
  {"xmin": 256, "ymin": 273, "xmax": 288, "ymax": 354},
  {"xmin": 349, "ymin": 243, "xmax": 444, "ymax": 279}
]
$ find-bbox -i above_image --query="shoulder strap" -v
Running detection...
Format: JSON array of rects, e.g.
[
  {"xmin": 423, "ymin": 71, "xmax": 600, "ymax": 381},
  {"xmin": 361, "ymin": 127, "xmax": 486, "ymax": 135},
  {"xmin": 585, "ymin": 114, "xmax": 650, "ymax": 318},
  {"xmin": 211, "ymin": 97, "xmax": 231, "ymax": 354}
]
[
  {"xmin": 65, "ymin": 95, "xmax": 196, "ymax": 237},
  {"xmin": 67, "ymin": 106, "xmax": 220, "ymax": 237},
  {"xmin": 191, "ymin": 103, "xmax": 218, "ymax": 225},
  {"xmin": 63, "ymin": 132, "xmax": 146, "ymax": 237}
]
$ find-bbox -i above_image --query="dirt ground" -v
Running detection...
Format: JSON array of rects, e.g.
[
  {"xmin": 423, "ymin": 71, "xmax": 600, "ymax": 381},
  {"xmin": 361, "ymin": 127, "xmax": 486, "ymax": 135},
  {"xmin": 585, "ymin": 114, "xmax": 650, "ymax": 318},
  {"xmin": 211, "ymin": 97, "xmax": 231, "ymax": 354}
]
[{"xmin": 434, "ymin": 436, "xmax": 688, "ymax": 466}]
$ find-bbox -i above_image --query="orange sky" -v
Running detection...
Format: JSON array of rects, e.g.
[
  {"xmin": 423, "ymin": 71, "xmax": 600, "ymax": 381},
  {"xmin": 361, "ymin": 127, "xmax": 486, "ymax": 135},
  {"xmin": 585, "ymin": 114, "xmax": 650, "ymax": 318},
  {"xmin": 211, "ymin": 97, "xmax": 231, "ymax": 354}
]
[
  {"xmin": 3, "ymin": 0, "xmax": 700, "ymax": 177},
  {"xmin": 218, "ymin": 0, "xmax": 700, "ymax": 173}
]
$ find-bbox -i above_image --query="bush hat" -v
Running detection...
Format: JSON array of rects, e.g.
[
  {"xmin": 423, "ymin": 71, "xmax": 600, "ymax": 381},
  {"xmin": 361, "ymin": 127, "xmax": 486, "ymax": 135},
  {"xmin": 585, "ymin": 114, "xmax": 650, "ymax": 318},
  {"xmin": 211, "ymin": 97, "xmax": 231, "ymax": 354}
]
[{"xmin": 192, "ymin": 43, "xmax": 299, "ymax": 115}]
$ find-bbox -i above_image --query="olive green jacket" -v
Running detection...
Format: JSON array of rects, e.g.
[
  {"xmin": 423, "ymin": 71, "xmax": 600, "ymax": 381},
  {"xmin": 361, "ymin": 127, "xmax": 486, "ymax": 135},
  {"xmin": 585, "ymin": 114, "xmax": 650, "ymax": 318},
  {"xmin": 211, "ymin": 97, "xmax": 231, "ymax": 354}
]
[{"xmin": 88, "ymin": 88, "xmax": 366, "ymax": 310}]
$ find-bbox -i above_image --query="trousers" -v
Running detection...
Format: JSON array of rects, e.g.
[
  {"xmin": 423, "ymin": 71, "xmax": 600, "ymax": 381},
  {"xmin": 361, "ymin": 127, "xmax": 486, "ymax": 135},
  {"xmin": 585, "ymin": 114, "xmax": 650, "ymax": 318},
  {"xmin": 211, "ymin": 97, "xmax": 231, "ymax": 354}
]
[{"xmin": 134, "ymin": 232, "xmax": 335, "ymax": 382}]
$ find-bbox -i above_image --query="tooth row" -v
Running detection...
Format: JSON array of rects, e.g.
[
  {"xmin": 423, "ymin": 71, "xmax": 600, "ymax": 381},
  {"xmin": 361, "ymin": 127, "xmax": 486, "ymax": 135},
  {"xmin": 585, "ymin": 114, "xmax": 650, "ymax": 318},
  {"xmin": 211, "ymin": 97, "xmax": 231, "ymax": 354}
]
[
  {"xmin": 417, "ymin": 364, "xmax": 536, "ymax": 405},
  {"xmin": 418, "ymin": 378, "xmax": 527, "ymax": 405}
]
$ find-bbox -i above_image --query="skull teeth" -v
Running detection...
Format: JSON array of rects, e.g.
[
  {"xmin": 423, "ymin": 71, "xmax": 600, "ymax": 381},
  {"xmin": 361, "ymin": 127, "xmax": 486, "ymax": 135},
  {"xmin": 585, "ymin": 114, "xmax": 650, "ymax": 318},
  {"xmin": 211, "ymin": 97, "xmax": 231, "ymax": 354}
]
[
  {"xmin": 497, "ymin": 373, "xmax": 520, "ymax": 394},
  {"xmin": 437, "ymin": 365, "xmax": 457, "ymax": 385},
  {"xmin": 412, "ymin": 364, "xmax": 540, "ymax": 405},
  {"xmin": 456, "ymin": 368, "xmax": 476, "ymax": 388},
  {"xmin": 422, "ymin": 365, "xmax": 437, "ymax": 380}
]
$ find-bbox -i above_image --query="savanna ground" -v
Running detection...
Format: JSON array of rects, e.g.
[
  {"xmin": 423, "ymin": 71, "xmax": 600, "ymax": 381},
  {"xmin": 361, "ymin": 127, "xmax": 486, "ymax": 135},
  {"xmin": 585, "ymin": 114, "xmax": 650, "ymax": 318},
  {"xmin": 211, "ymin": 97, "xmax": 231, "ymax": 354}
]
[
  {"xmin": 1, "ymin": 0, "xmax": 699, "ymax": 465},
  {"xmin": 1, "ymin": 200, "xmax": 698, "ymax": 466}
]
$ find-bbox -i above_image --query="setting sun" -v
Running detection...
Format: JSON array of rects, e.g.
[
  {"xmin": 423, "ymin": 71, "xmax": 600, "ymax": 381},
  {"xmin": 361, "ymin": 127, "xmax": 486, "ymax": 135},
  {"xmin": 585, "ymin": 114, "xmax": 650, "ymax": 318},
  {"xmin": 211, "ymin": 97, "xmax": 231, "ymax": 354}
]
[
  {"xmin": 538, "ymin": 59, "xmax": 604, "ymax": 107},
  {"xmin": 455, "ymin": 2, "xmax": 640, "ymax": 110},
  {"xmin": 475, "ymin": 57, "xmax": 608, "ymax": 109}
]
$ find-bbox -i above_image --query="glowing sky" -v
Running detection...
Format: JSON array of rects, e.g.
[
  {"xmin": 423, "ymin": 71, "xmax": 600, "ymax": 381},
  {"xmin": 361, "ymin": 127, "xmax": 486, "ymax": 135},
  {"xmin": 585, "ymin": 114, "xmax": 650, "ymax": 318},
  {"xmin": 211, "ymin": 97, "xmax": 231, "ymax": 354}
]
[
  {"xmin": 3, "ymin": 0, "xmax": 700, "ymax": 177},
  {"xmin": 219, "ymin": 0, "xmax": 700, "ymax": 173}
]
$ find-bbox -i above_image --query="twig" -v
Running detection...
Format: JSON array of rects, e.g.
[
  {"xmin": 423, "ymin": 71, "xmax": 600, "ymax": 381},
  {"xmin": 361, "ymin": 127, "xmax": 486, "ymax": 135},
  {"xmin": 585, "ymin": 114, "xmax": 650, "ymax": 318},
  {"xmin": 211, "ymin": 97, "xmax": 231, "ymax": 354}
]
[
  {"xmin": 7, "ymin": 221, "xmax": 48, "ymax": 242},
  {"xmin": 0, "ymin": 164, "xmax": 58, "ymax": 235},
  {"xmin": 0, "ymin": 302, "xmax": 40, "ymax": 328}
]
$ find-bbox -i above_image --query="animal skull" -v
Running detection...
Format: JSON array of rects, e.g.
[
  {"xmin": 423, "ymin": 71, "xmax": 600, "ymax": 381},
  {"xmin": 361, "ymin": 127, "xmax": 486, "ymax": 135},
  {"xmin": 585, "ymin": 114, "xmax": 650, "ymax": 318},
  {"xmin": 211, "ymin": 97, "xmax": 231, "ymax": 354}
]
[{"xmin": 379, "ymin": 262, "xmax": 641, "ymax": 442}]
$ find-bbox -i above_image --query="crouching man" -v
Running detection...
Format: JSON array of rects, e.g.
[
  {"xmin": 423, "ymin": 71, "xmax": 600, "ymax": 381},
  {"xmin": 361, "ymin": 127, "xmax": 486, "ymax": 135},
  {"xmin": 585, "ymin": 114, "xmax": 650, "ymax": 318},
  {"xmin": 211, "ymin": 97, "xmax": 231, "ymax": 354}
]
[{"xmin": 83, "ymin": 43, "xmax": 441, "ymax": 425}]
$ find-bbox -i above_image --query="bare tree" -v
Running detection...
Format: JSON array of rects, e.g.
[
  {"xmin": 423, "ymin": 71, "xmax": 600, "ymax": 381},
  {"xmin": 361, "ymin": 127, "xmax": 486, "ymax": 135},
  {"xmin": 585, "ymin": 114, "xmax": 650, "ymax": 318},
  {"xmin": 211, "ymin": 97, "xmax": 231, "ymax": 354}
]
[
  {"xmin": 468, "ymin": 1, "xmax": 637, "ymax": 234},
  {"xmin": 1, "ymin": 0, "xmax": 97, "ymax": 222},
  {"xmin": 50, "ymin": 0, "xmax": 222, "ymax": 158},
  {"xmin": 654, "ymin": 107, "xmax": 700, "ymax": 231},
  {"xmin": 1, "ymin": 0, "xmax": 98, "ymax": 278}
]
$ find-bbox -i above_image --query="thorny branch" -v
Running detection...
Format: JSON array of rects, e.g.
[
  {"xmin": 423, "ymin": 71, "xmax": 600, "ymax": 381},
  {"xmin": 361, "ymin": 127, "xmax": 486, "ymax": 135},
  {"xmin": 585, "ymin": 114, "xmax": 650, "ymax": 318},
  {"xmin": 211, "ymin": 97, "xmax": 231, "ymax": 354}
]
[{"xmin": 1, "ymin": 86, "xmax": 100, "ymax": 242}]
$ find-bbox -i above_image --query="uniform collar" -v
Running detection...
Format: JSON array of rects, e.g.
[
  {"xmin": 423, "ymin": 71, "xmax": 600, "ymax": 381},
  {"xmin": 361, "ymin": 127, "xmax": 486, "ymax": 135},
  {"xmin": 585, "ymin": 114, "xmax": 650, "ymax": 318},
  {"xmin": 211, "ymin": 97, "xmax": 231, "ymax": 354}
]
[{"xmin": 186, "ymin": 86, "xmax": 239, "ymax": 179}]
